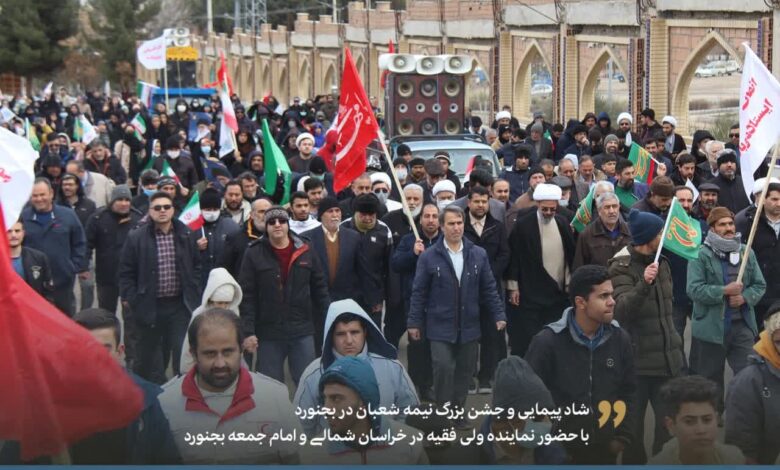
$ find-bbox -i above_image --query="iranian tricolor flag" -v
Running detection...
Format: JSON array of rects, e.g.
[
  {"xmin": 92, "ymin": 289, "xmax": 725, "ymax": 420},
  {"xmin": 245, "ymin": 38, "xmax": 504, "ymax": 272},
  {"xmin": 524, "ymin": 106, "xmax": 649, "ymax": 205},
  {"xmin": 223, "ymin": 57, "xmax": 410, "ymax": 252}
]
[
  {"xmin": 136, "ymin": 81, "xmax": 157, "ymax": 108},
  {"xmin": 161, "ymin": 159, "xmax": 181, "ymax": 185},
  {"xmin": 179, "ymin": 191, "xmax": 204, "ymax": 231},
  {"xmin": 218, "ymin": 52, "xmax": 238, "ymax": 133},
  {"xmin": 130, "ymin": 114, "xmax": 147, "ymax": 141}
]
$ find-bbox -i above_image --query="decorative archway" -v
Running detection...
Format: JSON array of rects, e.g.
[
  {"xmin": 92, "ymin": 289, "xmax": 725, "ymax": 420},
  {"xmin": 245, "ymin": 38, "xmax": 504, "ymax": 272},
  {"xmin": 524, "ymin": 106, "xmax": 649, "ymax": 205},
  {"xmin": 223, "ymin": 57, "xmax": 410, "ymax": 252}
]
[
  {"xmin": 579, "ymin": 46, "xmax": 629, "ymax": 119},
  {"xmin": 261, "ymin": 63, "xmax": 271, "ymax": 96},
  {"xmin": 355, "ymin": 53, "xmax": 366, "ymax": 85},
  {"xmin": 513, "ymin": 40, "xmax": 551, "ymax": 123},
  {"xmin": 671, "ymin": 30, "xmax": 743, "ymax": 136},
  {"xmin": 298, "ymin": 58, "xmax": 311, "ymax": 100},
  {"xmin": 277, "ymin": 65, "xmax": 288, "ymax": 106},
  {"xmin": 323, "ymin": 63, "xmax": 336, "ymax": 94}
]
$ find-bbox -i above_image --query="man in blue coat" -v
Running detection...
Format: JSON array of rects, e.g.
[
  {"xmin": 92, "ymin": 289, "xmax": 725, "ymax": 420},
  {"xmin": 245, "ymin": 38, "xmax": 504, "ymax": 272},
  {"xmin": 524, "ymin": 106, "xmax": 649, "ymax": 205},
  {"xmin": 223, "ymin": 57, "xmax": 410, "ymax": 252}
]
[
  {"xmin": 21, "ymin": 177, "xmax": 87, "ymax": 316},
  {"xmin": 407, "ymin": 205, "xmax": 506, "ymax": 430}
]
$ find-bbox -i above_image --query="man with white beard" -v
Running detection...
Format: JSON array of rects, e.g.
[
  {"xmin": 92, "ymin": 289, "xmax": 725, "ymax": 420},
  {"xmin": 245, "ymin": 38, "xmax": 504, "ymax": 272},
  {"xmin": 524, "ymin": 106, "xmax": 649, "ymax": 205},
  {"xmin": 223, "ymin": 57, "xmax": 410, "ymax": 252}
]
[{"xmin": 506, "ymin": 184, "xmax": 575, "ymax": 356}]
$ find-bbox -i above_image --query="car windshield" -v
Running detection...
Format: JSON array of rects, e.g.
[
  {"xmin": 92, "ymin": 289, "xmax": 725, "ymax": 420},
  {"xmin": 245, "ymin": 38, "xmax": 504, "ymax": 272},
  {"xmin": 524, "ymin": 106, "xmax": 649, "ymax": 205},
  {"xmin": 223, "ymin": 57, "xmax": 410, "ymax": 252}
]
[{"xmin": 411, "ymin": 149, "xmax": 500, "ymax": 179}]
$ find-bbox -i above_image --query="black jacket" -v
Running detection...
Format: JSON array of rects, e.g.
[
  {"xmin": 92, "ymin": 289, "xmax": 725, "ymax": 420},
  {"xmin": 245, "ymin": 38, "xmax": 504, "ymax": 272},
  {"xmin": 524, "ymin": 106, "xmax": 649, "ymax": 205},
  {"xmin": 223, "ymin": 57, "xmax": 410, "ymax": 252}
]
[
  {"xmin": 340, "ymin": 219, "xmax": 393, "ymax": 308},
  {"xmin": 153, "ymin": 153, "xmax": 199, "ymax": 190},
  {"xmin": 238, "ymin": 234, "xmax": 330, "ymax": 341},
  {"xmin": 526, "ymin": 309, "xmax": 637, "ymax": 464},
  {"xmin": 19, "ymin": 246, "xmax": 54, "ymax": 300},
  {"xmin": 58, "ymin": 197, "xmax": 97, "ymax": 230},
  {"xmin": 713, "ymin": 174, "xmax": 751, "ymax": 214},
  {"xmin": 463, "ymin": 211, "xmax": 510, "ymax": 286},
  {"xmin": 737, "ymin": 211, "xmax": 780, "ymax": 309},
  {"xmin": 85, "ymin": 155, "xmax": 128, "ymax": 185},
  {"xmin": 219, "ymin": 219, "xmax": 262, "ymax": 278},
  {"xmin": 507, "ymin": 209, "xmax": 575, "ymax": 310},
  {"xmin": 118, "ymin": 219, "xmax": 202, "ymax": 326},
  {"xmin": 86, "ymin": 207, "xmax": 142, "ymax": 286},
  {"xmin": 381, "ymin": 208, "xmax": 420, "ymax": 246},
  {"xmin": 189, "ymin": 215, "xmax": 240, "ymax": 289},
  {"xmin": 300, "ymin": 226, "xmax": 366, "ymax": 303}
]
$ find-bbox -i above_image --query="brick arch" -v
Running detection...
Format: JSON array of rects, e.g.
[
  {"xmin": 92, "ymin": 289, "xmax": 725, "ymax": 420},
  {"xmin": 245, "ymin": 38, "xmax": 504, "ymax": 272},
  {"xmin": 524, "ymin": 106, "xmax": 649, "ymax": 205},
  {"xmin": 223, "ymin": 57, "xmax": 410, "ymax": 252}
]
[
  {"xmin": 355, "ymin": 53, "xmax": 366, "ymax": 84},
  {"xmin": 261, "ymin": 63, "xmax": 271, "ymax": 95},
  {"xmin": 671, "ymin": 30, "xmax": 743, "ymax": 136},
  {"xmin": 277, "ymin": 64, "xmax": 288, "ymax": 106},
  {"xmin": 513, "ymin": 40, "xmax": 551, "ymax": 123},
  {"xmin": 579, "ymin": 46, "xmax": 628, "ymax": 118},
  {"xmin": 298, "ymin": 57, "xmax": 312, "ymax": 99},
  {"xmin": 323, "ymin": 63, "xmax": 337, "ymax": 93}
]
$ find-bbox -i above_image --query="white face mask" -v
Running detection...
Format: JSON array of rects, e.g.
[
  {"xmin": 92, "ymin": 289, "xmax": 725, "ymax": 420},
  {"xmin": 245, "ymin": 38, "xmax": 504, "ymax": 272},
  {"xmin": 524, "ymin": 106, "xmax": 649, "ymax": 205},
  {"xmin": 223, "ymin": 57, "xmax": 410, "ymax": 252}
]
[
  {"xmin": 375, "ymin": 192, "xmax": 389, "ymax": 205},
  {"xmin": 560, "ymin": 199, "xmax": 569, "ymax": 206},
  {"xmin": 176, "ymin": 105, "xmax": 186, "ymax": 113},
  {"xmin": 396, "ymin": 168, "xmax": 408, "ymax": 180},
  {"xmin": 168, "ymin": 150, "xmax": 180, "ymax": 159},
  {"xmin": 200, "ymin": 146, "xmax": 212, "ymax": 154},
  {"xmin": 202, "ymin": 210, "xmax": 220, "ymax": 223},
  {"xmin": 437, "ymin": 199, "xmax": 454, "ymax": 211}
]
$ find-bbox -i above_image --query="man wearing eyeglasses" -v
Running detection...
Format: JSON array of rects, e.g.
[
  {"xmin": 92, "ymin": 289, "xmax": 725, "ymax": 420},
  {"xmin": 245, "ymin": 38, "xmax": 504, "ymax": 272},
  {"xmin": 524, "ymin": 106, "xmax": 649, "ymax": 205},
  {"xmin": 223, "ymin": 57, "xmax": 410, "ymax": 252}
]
[
  {"xmin": 238, "ymin": 206, "xmax": 330, "ymax": 384},
  {"xmin": 119, "ymin": 192, "xmax": 202, "ymax": 384},
  {"xmin": 506, "ymin": 184, "xmax": 575, "ymax": 357}
]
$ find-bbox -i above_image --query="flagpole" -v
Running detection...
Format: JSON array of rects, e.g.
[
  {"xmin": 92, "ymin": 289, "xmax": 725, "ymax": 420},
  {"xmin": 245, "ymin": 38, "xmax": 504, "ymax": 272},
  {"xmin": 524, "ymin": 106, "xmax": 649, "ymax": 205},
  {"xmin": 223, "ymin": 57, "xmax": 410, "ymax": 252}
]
[
  {"xmin": 376, "ymin": 129, "xmax": 420, "ymax": 241},
  {"xmin": 737, "ymin": 142, "xmax": 780, "ymax": 283},
  {"xmin": 654, "ymin": 196, "xmax": 677, "ymax": 263}
]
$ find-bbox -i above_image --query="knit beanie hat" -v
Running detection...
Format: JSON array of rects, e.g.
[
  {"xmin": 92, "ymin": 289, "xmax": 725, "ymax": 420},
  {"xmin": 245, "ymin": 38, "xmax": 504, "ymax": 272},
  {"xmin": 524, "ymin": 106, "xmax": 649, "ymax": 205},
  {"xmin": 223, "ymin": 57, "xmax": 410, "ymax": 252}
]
[
  {"xmin": 604, "ymin": 134, "xmax": 619, "ymax": 145},
  {"xmin": 319, "ymin": 356, "xmax": 380, "ymax": 414},
  {"xmin": 493, "ymin": 356, "xmax": 554, "ymax": 411},
  {"xmin": 110, "ymin": 185, "xmax": 132, "ymax": 205},
  {"xmin": 765, "ymin": 301, "xmax": 780, "ymax": 336},
  {"xmin": 317, "ymin": 196, "xmax": 340, "ymax": 220},
  {"xmin": 628, "ymin": 209, "xmax": 665, "ymax": 246},
  {"xmin": 199, "ymin": 188, "xmax": 222, "ymax": 209},
  {"xmin": 706, "ymin": 206, "xmax": 734, "ymax": 227}
]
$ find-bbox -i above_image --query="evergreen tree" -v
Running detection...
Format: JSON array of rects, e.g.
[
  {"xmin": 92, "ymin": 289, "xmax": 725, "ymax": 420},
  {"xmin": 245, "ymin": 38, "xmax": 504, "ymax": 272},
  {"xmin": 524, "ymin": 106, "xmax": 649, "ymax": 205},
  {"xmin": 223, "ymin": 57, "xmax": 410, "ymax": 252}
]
[
  {"xmin": 0, "ymin": 0, "xmax": 78, "ymax": 76},
  {"xmin": 89, "ymin": 0, "xmax": 162, "ymax": 82}
]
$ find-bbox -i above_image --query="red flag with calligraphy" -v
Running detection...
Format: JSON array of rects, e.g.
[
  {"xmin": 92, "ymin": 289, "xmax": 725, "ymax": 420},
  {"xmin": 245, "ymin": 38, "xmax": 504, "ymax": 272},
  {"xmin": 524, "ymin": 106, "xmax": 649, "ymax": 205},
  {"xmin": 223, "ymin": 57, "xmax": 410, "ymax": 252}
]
[
  {"xmin": 333, "ymin": 48, "xmax": 380, "ymax": 193},
  {"xmin": 0, "ymin": 201, "xmax": 144, "ymax": 461}
]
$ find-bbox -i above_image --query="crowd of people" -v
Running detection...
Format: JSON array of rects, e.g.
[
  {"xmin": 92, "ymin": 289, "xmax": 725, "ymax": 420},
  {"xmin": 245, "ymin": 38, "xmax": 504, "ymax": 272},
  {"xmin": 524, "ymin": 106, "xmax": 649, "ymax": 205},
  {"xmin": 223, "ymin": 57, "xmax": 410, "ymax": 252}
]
[{"xmin": 2, "ymin": 86, "xmax": 780, "ymax": 465}]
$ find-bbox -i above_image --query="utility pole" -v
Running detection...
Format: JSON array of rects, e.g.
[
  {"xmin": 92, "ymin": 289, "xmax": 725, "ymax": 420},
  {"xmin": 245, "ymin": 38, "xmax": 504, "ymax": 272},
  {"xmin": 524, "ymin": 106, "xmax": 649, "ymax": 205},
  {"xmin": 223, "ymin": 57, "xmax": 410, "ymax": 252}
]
[{"xmin": 207, "ymin": 0, "xmax": 214, "ymax": 34}]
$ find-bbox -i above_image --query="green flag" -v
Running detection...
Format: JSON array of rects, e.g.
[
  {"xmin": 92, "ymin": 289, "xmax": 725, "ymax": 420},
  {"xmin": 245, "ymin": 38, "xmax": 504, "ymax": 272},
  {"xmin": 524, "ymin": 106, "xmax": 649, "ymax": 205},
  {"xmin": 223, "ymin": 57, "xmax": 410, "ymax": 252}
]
[
  {"xmin": 25, "ymin": 118, "xmax": 40, "ymax": 151},
  {"xmin": 262, "ymin": 119, "xmax": 292, "ymax": 205},
  {"xmin": 615, "ymin": 185, "xmax": 638, "ymax": 209},
  {"xmin": 543, "ymin": 129, "xmax": 552, "ymax": 141},
  {"xmin": 73, "ymin": 116, "xmax": 83, "ymax": 142},
  {"xmin": 571, "ymin": 186, "xmax": 595, "ymax": 233},
  {"xmin": 627, "ymin": 142, "xmax": 656, "ymax": 184},
  {"xmin": 662, "ymin": 198, "xmax": 702, "ymax": 261}
]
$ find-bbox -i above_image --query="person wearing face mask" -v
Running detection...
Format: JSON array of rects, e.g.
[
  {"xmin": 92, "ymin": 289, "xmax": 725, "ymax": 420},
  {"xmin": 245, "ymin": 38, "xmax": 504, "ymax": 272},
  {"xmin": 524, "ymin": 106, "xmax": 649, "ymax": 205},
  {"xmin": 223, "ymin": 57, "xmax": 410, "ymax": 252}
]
[
  {"xmin": 480, "ymin": 356, "xmax": 566, "ymax": 464},
  {"xmin": 154, "ymin": 136, "xmax": 198, "ymax": 194},
  {"xmin": 190, "ymin": 188, "xmax": 240, "ymax": 290},
  {"xmin": 170, "ymin": 99, "xmax": 190, "ymax": 133},
  {"xmin": 370, "ymin": 172, "xmax": 402, "ymax": 213},
  {"xmin": 341, "ymin": 193, "xmax": 393, "ymax": 326},
  {"xmin": 432, "ymin": 179, "xmax": 457, "ymax": 212}
]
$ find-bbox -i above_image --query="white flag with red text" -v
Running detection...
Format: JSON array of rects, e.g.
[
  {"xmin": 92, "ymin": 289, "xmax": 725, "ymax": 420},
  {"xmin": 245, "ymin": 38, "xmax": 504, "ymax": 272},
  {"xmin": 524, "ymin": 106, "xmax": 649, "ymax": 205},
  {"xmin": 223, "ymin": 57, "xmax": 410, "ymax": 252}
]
[
  {"xmin": 739, "ymin": 44, "xmax": 780, "ymax": 198},
  {"xmin": 0, "ymin": 127, "xmax": 37, "ymax": 227}
]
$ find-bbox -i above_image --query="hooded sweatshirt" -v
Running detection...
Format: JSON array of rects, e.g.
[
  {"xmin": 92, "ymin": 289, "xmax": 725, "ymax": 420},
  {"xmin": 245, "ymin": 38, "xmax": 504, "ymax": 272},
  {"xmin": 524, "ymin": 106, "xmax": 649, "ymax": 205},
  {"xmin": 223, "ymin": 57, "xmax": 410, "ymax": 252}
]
[
  {"xmin": 293, "ymin": 299, "xmax": 418, "ymax": 435},
  {"xmin": 649, "ymin": 438, "xmax": 744, "ymax": 465},
  {"xmin": 179, "ymin": 268, "xmax": 243, "ymax": 372}
]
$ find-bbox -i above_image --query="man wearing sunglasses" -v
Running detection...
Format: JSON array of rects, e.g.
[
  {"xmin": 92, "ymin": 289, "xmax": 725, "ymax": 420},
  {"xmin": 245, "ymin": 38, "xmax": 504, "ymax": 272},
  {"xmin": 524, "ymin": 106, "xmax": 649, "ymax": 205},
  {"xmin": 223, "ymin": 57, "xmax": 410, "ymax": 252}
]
[
  {"xmin": 119, "ymin": 192, "xmax": 202, "ymax": 384},
  {"xmin": 238, "ymin": 206, "xmax": 330, "ymax": 385}
]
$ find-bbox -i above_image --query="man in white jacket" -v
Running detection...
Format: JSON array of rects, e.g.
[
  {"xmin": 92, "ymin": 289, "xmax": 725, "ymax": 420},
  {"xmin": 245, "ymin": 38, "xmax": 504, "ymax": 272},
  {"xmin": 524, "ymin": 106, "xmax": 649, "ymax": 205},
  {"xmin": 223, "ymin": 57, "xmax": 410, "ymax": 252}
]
[
  {"xmin": 294, "ymin": 299, "xmax": 418, "ymax": 435},
  {"xmin": 159, "ymin": 308, "xmax": 301, "ymax": 464}
]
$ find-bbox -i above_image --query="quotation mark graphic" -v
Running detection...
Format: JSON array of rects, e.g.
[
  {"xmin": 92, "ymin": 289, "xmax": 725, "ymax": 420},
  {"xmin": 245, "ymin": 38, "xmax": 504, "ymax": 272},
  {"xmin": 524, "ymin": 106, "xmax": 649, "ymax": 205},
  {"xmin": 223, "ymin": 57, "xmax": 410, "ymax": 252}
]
[{"xmin": 597, "ymin": 400, "xmax": 627, "ymax": 428}]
